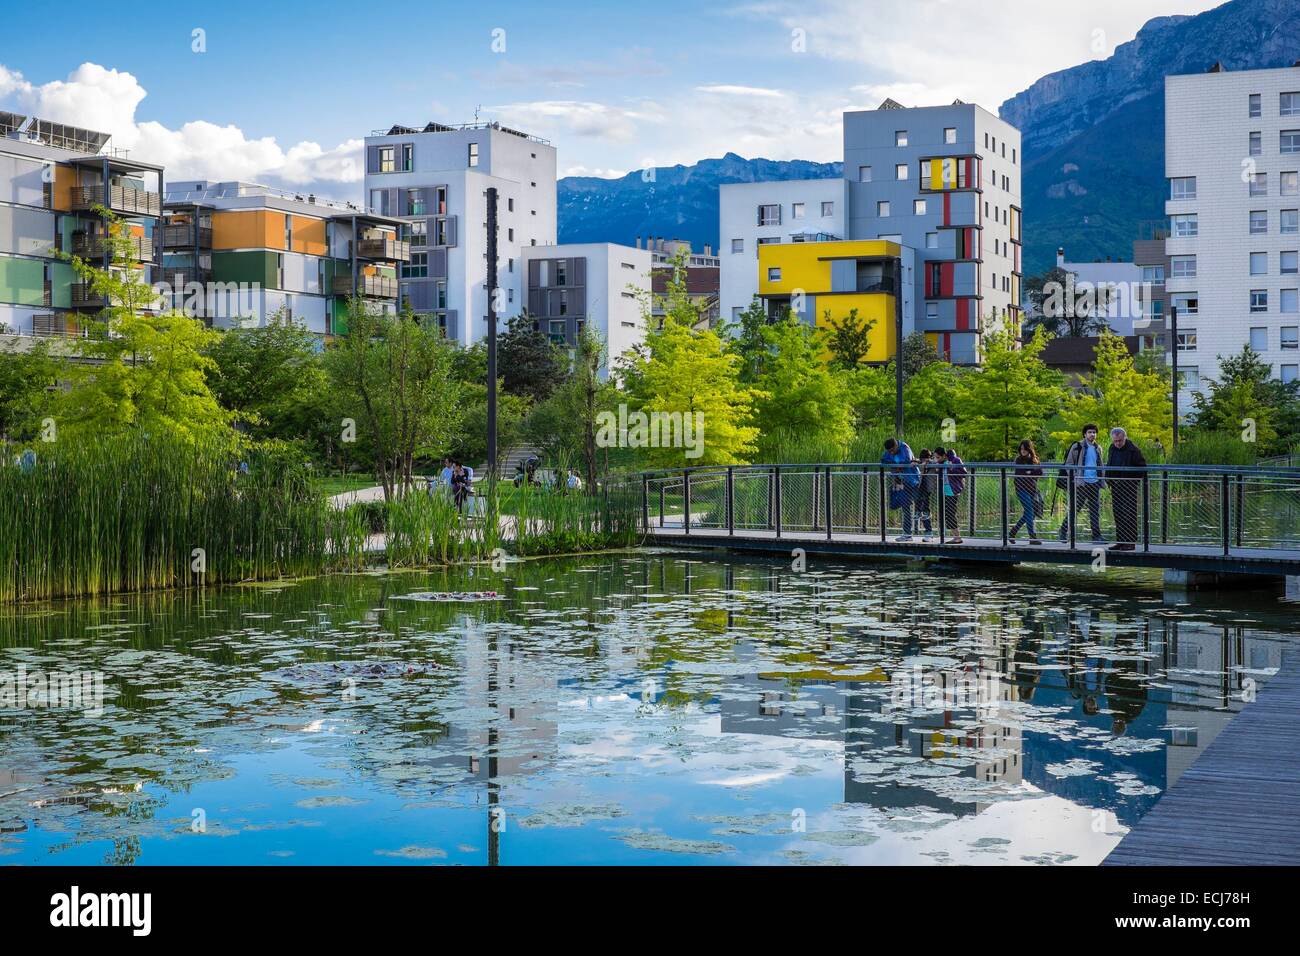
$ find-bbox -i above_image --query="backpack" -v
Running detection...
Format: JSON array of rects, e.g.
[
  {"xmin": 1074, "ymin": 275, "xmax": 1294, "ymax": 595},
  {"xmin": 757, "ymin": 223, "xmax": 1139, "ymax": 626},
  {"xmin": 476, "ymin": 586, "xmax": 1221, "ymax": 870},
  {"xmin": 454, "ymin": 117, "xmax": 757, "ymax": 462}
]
[{"xmin": 1055, "ymin": 442, "xmax": 1080, "ymax": 491}]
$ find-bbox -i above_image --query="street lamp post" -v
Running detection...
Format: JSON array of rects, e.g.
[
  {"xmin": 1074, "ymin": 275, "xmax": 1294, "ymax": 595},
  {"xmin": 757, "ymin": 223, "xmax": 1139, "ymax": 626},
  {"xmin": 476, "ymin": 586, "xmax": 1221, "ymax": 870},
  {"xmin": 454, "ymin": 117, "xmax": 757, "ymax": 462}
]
[
  {"xmin": 486, "ymin": 187, "xmax": 499, "ymax": 484},
  {"xmin": 1169, "ymin": 305, "xmax": 1179, "ymax": 448},
  {"xmin": 894, "ymin": 255, "xmax": 904, "ymax": 437}
]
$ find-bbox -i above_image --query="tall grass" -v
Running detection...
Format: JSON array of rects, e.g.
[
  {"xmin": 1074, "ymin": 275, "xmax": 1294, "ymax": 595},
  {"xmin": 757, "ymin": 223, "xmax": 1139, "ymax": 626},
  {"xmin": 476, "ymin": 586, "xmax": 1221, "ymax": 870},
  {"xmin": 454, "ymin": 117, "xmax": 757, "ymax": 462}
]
[
  {"xmin": 0, "ymin": 434, "xmax": 365, "ymax": 603},
  {"xmin": 506, "ymin": 478, "xmax": 642, "ymax": 556}
]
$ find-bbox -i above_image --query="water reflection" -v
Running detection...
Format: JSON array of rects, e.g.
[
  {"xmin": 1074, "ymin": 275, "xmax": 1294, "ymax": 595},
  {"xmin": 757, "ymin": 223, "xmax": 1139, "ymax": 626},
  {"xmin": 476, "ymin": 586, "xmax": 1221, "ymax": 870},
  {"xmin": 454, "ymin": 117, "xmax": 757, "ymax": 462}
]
[{"xmin": 0, "ymin": 555, "xmax": 1293, "ymax": 865}]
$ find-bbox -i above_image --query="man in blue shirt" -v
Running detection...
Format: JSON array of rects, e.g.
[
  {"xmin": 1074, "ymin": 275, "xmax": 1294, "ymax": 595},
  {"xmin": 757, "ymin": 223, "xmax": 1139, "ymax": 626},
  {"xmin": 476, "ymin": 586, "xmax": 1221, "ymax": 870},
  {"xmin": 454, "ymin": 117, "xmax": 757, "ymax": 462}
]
[
  {"xmin": 1057, "ymin": 424, "xmax": 1105, "ymax": 542},
  {"xmin": 882, "ymin": 437, "xmax": 921, "ymax": 541}
]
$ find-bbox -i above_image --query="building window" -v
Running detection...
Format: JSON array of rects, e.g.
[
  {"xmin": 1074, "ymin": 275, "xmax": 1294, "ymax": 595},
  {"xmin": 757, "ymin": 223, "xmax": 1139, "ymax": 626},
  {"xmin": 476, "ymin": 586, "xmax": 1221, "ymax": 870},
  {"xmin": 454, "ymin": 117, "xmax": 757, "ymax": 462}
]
[
  {"xmin": 1251, "ymin": 251, "xmax": 1268, "ymax": 275},
  {"xmin": 1251, "ymin": 289, "xmax": 1269, "ymax": 313},
  {"xmin": 877, "ymin": 201, "xmax": 890, "ymax": 217},
  {"xmin": 408, "ymin": 188, "xmax": 426, "ymax": 215},
  {"xmin": 731, "ymin": 238, "xmax": 743, "ymax": 253},
  {"xmin": 1250, "ymin": 210, "xmax": 1268, "ymax": 234},
  {"xmin": 1250, "ymin": 131, "xmax": 1262, "ymax": 156},
  {"xmin": 926, "ymin": 302, "xmax": 938, "ymax": 320},
  {"xmin": 1284, "ymin": 209, "xmax": 1299, "ymax": 234},
  {"xmin": 556, "ymin": 260, "xmax": 567, "ymax": 286},
  {"xmin": 1285, "ymin": 289, "xmax": 1299, "ymax": 314},
  {"xmin": 1251, "ymin": 327, "xmax": 1269, "ymax": 351},
  {"xmin": 913, "ymin": 199, "xmax": 926, "ymax": 215},
  {"xmin": 1174, "ymin": 294, "xmax": 1198, "ymax": 315},
  {"xmin": 1284, "ymin": 172, "xmax": 1300, "ymax": 196},
  {"xmin": 1249, "ymin": 93, "xmax": 1262, "ymax": 117},
  {"xmin": 1182, "ymin": 367, "xmax": 1200, "ymax": 390},
  {"xmin": 377, "ymin": 145, "xmax": 395, "ymax": 172},
  {"xmin": 468, "ymin": 142, "xmax": 479, "ymax": 167},
  {"xmin": 791, "ymin": 202, "xmax": 805, "ymax": 220},
  {"xmin": 1283, "ymin": 364, "xmax": 1299, "ymax": 383},
  {"xmin": 1171, "ymin": 177, "xmax": 1197, "ymax": 200},
  {"xmin": 895, "ymin": 163, "xmax": 908, "ymax": 180},
  {"xmin": 944, "ymin": 127, "xmax": 956, "ymax": 144},
  {"xmin": 1284, "ymin": 327, "xmax": 1300, "ymax": 350},
  {"xmin": 858, "ymin": 165, "xmax": 872, "ymax": 182},
  {"xmin": 925, "ymin": 232, "xmax": 939, "ymax": 249},
  {"xmin": 1283, "ymin": 250, "xmax": 1298, "ymax": 274},
  {"xmin": 1249, "ymin": 173, "xmax": 1268, "ymax": 197},
  {"xmin": 1171, "ymin": 214, "xmax": 1198, "ymax": 237},
  {"xmin": 401, "ymin": 144, "xmax": 413, "ymax": 171},
  {"xmin": 1283, "ymin": 130, "xmax": 1300, "ymax": 154},
  {"xmin": 1170, "ymin": 255, "xmax": 1195, "ymax": 278},
  {"xmin": 767, "ymin": 267, "xmax": 781, "ymax": 281},
  {"xmin": 758, "ymin": 204, "xmax": 781, "ymax": 226},
  {"xmin": 1142, "ymin": 264, "xmax": 1166, "ymax": 282},
  {"xmin": 1283, "ymin": 92, "xmax": 1300, "ymax": 117},
  {"xmin": 895, "ymin": 130, "xmax": 907, "ymax": 146},
  {"xmin": 1177, "ymin": 329, "xmax": 1197, "ymax": 351}
]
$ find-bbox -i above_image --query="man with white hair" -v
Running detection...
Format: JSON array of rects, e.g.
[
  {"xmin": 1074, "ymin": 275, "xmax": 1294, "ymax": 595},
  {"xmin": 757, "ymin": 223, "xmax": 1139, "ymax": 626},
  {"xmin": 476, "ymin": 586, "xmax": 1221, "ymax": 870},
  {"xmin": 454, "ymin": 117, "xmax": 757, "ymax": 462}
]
[{"xmin": 1105, "ymin": 427, "xmax": 1147, "ymax": 551}]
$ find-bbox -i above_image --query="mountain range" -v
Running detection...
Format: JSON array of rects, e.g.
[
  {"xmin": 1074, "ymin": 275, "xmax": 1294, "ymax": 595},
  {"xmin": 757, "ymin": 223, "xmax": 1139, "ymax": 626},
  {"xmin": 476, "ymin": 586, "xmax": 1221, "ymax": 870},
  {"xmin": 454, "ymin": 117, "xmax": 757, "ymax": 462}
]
[{"xmin": 557, "ymin": 0, "xmax": 1300, "ymax": 276}]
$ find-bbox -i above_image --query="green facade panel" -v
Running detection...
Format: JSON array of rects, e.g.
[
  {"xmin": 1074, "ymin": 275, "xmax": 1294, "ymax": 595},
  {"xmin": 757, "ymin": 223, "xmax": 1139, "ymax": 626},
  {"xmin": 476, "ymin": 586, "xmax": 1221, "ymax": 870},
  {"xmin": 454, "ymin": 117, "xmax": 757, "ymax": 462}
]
[
  {"xmin": 49, "ymin": 261, "xmax": 74, "ymax": 308},
  {"xmin": 0, "ymin": 255, "xmax": 46, "ymax": 307},
  {"xmin": 212, "ymin": 250, "xmax": 277, "ymax": 289}
]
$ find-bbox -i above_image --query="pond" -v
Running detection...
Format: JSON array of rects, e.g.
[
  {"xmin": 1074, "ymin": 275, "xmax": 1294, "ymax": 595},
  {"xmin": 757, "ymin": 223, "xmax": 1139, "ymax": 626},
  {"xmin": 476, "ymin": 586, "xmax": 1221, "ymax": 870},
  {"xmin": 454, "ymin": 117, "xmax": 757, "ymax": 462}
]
[{"xmin": 1, "ymin": 551, "xmax": 1295, "ymax": 865}]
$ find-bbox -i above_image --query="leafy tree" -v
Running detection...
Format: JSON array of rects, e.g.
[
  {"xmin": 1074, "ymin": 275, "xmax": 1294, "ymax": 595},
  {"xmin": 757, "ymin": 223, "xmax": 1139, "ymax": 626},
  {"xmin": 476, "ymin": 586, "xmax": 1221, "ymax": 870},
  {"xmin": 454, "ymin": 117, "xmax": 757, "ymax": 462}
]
[
  {"xmin": 1052, "ymin": 330, "xmax": 1173, "ymax": 455},
  {"xmin": 900, "ymin": 330, "xmax": 942, "ymax": 379},
  {"xmin": 1191, "ymin": 346, "xmax": 1297, "ymax": 455},
  {"xmin": 498, "ymin": 311, "xmax": 565, "ymax": 403},
  {"xmin": 323, "ymin": 299, "xmax": 459, "ymax": 500},
  {"xmin": 1023, "ymin": 266, "xmax": 1109, "ymax": 338},
  {"xmin": 622, "ymin": 300, "xmax": 763, "ymax": 468},
  {"xmin": 751, "ymin": 313, "xmax": 854, "ymax": 459},
  {"xmin": 955, "ymin": 328, "xmax": 1067, "ymax": 459},
  {"xmin": 822, "ymin": 308, "xmax": 876, "ymax": 371},
  {"xmin": 0, "ymin": 338, "xmax": 58, "ymax": 442},
  {"xmin": 54, "ymin": 209, "xmax": 232, "ymax": 442},
  {"xmin": 205, "ymin": 312, "xmax": 326, "ymax": 441},
  {"xmin": 726, "ymin": 296, "xmax": 772, "ymax": 383}
]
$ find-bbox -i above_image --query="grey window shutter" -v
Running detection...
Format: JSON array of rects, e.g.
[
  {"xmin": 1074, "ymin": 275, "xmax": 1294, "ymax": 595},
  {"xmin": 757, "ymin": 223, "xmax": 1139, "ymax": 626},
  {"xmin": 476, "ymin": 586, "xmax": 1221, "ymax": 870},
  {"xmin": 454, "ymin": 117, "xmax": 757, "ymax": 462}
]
[{"xmin": 446, "ymin": 216, "xmax": 457, "ymax": 247}]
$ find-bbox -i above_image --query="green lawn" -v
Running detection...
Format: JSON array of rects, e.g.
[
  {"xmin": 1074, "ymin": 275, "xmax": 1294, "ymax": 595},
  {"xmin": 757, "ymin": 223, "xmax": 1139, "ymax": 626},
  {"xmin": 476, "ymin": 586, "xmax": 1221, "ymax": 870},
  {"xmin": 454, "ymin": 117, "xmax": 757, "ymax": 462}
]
[{"xmin": 318, "ymin": 473, "xmax": 379, "ymax": 496}]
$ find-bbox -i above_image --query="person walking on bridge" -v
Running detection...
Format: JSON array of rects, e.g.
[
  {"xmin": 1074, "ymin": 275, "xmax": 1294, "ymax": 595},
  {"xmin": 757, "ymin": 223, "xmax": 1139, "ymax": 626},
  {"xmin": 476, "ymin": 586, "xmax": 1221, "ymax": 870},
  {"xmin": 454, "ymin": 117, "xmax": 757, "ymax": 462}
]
[
  {"xmin": 1009, "ymin": 439, "xmax": 1044, "ymax": 545},
  {"xmin": 882, "ymin": 437, "xmax": 921, "ymax": 541},
  {"xmin": 1057, "ymin": 424, "xmax": 1105, "ymax": 544},
  {"xmin": 935, "ymin": 446, "xmax": 966, "ymax": 544},
  {"xmin": 1105, "ymin": 427, "xmax": 1146, "ymax": 551}
]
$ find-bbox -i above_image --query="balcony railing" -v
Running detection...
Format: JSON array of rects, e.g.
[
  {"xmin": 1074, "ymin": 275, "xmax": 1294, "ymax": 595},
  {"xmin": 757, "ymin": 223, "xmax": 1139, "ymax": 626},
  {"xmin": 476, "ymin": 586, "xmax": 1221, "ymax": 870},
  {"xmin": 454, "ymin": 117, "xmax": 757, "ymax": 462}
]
[
  {"xmin": 71, "ymin": 183, "xmax": 162, "ymax": 217},
  {"xmin": 71, "ymin": 233, "xmax": 154, "ymax": 261},
  {"xmin": 70, "ymin": 283, "xmax": 107, "ymax": 309},
  {"xmin": 30, "ymin": 313, "xmax": 88, "ymax": 337},
  {"xmin": 333, "ymin": 275, "xmax": 398, "ymax": 298},
  {"xmin": 357, "ymin": 237, "xmax": 411, "ymax": 262},
  {"xmin": 161, "ymin": 224, "xmax": 213, "ymax": 248},
  {"xmin": 156, "ymin": 268, "xmax": 213, "ymax": 290}
]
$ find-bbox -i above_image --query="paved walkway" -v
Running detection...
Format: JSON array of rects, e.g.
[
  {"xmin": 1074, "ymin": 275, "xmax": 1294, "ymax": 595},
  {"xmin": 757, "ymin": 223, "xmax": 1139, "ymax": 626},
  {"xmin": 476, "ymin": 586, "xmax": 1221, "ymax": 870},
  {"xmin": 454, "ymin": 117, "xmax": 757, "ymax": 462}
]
[{"xmin": 1104, "ymin": 649, "xmax": 1300, "ymax": 865}]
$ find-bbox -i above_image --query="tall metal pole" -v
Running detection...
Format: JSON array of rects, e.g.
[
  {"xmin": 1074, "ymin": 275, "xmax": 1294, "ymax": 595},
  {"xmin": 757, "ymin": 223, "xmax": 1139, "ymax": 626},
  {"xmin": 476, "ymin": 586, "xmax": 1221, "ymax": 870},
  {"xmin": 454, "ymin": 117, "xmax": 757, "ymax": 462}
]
[
  {"xmin": 1169, "ymin": 305, "xmax": 1179, "ymax": 448},
  {"xmin": 486, "ymin": 187, "xmax": 499, "ymax": 482},
  {"xmin": 894, "ymin": 255, "xmax": 904, "ymax": 437}
]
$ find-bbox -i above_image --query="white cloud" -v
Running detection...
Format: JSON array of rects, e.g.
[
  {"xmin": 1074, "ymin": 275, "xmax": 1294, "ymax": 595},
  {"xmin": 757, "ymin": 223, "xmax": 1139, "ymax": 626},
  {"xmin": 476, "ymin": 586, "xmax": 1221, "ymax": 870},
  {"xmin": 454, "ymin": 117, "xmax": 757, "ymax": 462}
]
[
  {"xmin": 490, "ymin": 99, "xmax": 666, "ymax": 143},
  {"xmin": 0, "ymin": 62, "xmax": 362, "ymax": 191},
  {"xmin": 695, "ymin": 85, "xmax": 786, "ymax": 98},
  {"xmin": 561, "ymin": 165, "xmax": 630, "ymax": 179},
  {"xmin": 733, "ymin": 0, "xmax": 1224, "ymax": 113}
]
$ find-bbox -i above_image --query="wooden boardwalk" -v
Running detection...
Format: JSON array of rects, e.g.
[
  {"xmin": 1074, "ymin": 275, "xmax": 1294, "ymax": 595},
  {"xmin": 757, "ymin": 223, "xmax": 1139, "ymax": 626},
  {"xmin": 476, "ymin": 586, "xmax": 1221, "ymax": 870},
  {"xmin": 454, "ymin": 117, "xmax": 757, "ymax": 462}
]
[
  {"xmin": 1104, "ymin": 649, "xmax": 1300, "ymax": 866},
  {"xmin": 646, "ymin": 524, "xmax": 1300, "ymax": 578}
]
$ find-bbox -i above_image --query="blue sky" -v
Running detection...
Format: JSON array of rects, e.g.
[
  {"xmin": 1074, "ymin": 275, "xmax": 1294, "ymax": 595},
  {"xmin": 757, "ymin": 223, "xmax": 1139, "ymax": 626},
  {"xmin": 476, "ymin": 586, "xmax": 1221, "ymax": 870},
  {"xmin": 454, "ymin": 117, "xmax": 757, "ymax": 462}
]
[{"xmin": 0, "ymin": 0, "xmax": 1222, "ymax": 197}]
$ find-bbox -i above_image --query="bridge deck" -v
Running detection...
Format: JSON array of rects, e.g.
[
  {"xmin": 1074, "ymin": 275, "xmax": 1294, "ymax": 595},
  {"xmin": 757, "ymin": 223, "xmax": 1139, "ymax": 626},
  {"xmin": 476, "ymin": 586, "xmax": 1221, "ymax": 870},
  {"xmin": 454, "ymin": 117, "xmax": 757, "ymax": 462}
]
[
  {"xmin": 1104, "ymin": 650, "xmax": 1300, "ymax": 866},
  {"xmin": 646, "ymin": 525, "xmax": 1300, "ymax": 577}
]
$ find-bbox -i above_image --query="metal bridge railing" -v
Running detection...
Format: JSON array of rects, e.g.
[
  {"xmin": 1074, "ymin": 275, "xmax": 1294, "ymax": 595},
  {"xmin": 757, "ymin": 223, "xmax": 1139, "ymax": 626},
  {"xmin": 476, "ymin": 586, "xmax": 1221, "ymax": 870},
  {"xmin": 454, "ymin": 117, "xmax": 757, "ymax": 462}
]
[{"xmin": 640, "ymin": 461, "xmax": 1300, "ymax": 555}]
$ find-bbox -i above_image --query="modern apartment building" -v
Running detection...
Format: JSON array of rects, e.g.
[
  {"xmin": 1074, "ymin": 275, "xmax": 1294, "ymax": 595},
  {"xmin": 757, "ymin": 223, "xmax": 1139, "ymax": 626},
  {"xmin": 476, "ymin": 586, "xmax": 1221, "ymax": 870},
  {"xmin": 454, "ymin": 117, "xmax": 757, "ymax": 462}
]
[
  {"xmin": 162, "ymin": 180, "xmax": 406, "ymax": 336},
  {"xmin": 363, "ymin": 122, "xmax": 557, "ymax": 345},
  {"xmin": 1, "ymin": 112, "xmax": 162, "ymax": 339},
  {"xmin": 843, "ymin": 100, "xmax": 1022, "ymax": 364},
  {"xmin": 1054, "ymin": 246, "xmax": 1145, "ymax": 337},
  {"xmin": 719, "ymin": 178, "xmax": 846, "ymax": 322},
  {"xmin": 719, "ymin": 99, "xmax": 1021, "ymax": 365},
  {"xmin": 1133, "ymin": 234, "xmax": 1171, "ymax": 351},
  {"xmin": 521, "ymin": 242, "xmax": 652, "ymax": 377},
  {"xmin": 1165, "ymin": 63, "xmax": 1300, "ymax": 399}
]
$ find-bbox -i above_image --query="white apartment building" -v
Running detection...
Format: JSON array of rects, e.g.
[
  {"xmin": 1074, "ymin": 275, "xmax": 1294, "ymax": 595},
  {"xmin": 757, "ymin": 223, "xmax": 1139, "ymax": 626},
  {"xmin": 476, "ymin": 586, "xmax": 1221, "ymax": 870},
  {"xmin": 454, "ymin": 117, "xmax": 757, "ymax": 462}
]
[
  {"xmin": 1166, "ymin": 63, "xmax": 1300, "ymax": 401},
  {"xmin": 363, "ymin": 122, "xmax": 557, "ymax": 346},
  {"xmin": 719, "ymin": 178, "xmax": 847, "ymax": 322},
  {"xmin": 521, "ymin": 242, "xmax": 652, "ymax": 377}
]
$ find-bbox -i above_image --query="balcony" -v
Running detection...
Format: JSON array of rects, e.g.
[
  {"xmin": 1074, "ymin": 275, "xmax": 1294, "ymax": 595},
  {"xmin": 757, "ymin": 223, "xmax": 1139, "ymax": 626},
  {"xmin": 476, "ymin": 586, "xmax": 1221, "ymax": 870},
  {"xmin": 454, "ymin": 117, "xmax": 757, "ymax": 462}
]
[
  {"xmin": 30, "ymin": 313, "xmax": 88, "ymax": 338},
  {"xmin": 70, "ymin": 283, "xmax": 107, "ymax": 309},
  {"xmin": 157, "ymin": 268, "xmax": 212, "ymax": 290},
  {"xmin": 333, "ymin": 274, "xmax": 398, "ymax": 298},
  {"xmin": 357, "ymin": 237, "xmax": 411, "ymax": 262},
  {"xmin": 70, "ymin": 183, "xmax": 162, "ymax": 217},
  {"xmin": 71, "ymin": 232, "xmax": 154, "ymax": 261},
  {"xmin": 161, "ymin": 224, "xmax": 213, "ymax": 248}
]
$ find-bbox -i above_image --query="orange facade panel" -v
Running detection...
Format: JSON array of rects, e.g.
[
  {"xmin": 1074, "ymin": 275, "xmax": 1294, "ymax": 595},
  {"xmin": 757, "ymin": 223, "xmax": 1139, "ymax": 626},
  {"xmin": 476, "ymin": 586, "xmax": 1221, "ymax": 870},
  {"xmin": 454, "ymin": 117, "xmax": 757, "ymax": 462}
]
[
  {"xmin": 52, "ymin": 165, "xmax": 77, "ymax": 212},
  {"xmin": 212, "ymin": 210, "xmax": 285, "ymax": 251},
  {"xmin": 291, "ymin": 215, "xmax": 328, "ymax": 256}
]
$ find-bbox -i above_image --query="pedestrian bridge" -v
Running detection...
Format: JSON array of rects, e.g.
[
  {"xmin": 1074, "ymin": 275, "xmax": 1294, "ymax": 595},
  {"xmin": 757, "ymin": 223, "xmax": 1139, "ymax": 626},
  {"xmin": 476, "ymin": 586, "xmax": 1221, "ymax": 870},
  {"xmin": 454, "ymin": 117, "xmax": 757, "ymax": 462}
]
[{"xmin": 637, "ymin": 462, "xmax": 1300, "ymax": 580}]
